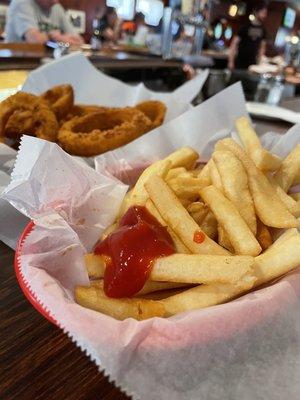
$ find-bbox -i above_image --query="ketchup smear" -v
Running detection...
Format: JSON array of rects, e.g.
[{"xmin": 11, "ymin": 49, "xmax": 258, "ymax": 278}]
[{"xmin": 94, "ymin": 206, "xmax": 175, "ymax": 298}]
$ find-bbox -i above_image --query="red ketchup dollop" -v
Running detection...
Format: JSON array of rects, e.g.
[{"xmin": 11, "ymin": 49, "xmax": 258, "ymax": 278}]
[
  {"xmin": 94, "ymin": 206, "xmax": 175, "ymax": 298},
  {"xmin": 193, "ymin": 230, "xmax": 205, "ymax": 244}
]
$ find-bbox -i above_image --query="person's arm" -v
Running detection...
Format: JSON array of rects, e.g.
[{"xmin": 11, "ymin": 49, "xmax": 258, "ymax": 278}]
[
  {"xmin": 49, "ymin": 30, "xmax": 84, "ymax": 45},
  {"xmin": 25, "ymin": 28, "xmax": 48, "ymax": 43},
  {"xmin": 113, "ymin": 18, "xmax": 123, "ymax": 42},
  {"xmin": 11, "ymin": 1, "xmax": 47, "ymax": 43},
  {"xmin": 55, "ymin": 4, "xmax": 84, "ymax": 45},
  {"xmin": 228, "ymin": 35, "xmax": 240, "ymax": 70},
  {"xmin": 258, "ymin": 39, "xmax": 266, "ymax": 64}
]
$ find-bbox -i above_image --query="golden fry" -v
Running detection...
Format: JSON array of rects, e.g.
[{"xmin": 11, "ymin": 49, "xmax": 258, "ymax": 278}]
[
  {"xmin": 166, "ymin": 167, "xmax": 188, "ymax": 180},
  {"xmin": 151, "ymin": 254, "xmax": 255, "ymax": 284},
  {"xmin": 197, "ymin": 161, "xmax": 211, "ymax": 187},
  {"xmin": 213, "ymin": 150, "xmax": 257, "ymax": 234},
  {"xmin": 290, "ymin": 193, "xmax": 300, "ymax": 201},
  {"xmin": 200, "ymin": 186, "xmax": 261, "ymax": 256},
  {"xmin": 162, "ymin": 280, "xmax": 255, "ymax": 316},
  {"xmin": 256, "ymin": 220, "xmax": 273, "ymax": 251},
  {"xmin": 187, "ymin": 202, "xmax": 208, "ymax": 225},
  {"xmin": 145, "ymin": 175, "xmax": 229, "ymax": 255},
  {"xmin": 116, "ymin": 189, "xmax": 132, "ymax": 219},
  {"xmin": 215, "ymin": 139, "xmax": 297, "ymax": 228},
  {"xmin": 128, "ymin": 159, "xmax": 171, "ymax": 208},
  {"xmin": 235, "ymin": 116, "xmax": 282, "ymax": 171},
  {"xmin": 209, "ymin": 159, "xmax": 223, "ymax": 191},
  {"xmin": 217, "ymin": 226, "xmax": 234, "ymax": 252},
  {"xmin": 167, "ymin": 176, "xmax": 206, "ymax": 200},
  {"xmin": 200, "ymin": 210, "xmax": 218, "ymax": 240},
  {"xmin": 268, "ymin": 176, "xmax": 300, "ymax": 217},
  {"xmin": 85, "ymin": 253, "xmax": 106, "ymax": 278},
  {"xmin": 254, "ymin": 233, "xmax": 300, "ymax": 287},
  {"xmin": 145, "ymin": 199, "xmax": 190, "ymax": 253},
  {"xmin": 274, "ymin": 144, "xmax": 300, "ymax": 191},
  {"xmin": 75, "ymin": 285, "xmax": 165, "ymax": 320},
  {"xmin": 90, "ymin": 279, "xmax": 188, "ymax": 296},
  {"xmin": 164, "ymin": 146, "xmax": 199, "ymax": 169},
  {"xmin": 101, "ymin": 223, "xmax": 118, "ymax": 240}
]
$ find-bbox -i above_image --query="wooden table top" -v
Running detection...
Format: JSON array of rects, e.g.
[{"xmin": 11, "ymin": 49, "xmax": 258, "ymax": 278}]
[
  {"xmin": 0, "ymin": 240, "xmax": 130, "ymax": 400},
  {"xmin": 0, "ymin": 103, "xmax": 295, "ymax": 400}
]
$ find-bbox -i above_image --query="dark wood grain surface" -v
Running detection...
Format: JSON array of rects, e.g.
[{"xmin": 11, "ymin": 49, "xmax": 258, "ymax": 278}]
[{"xmin": 0, "ymin": 241, "xmax": 130, "ymax": 400}]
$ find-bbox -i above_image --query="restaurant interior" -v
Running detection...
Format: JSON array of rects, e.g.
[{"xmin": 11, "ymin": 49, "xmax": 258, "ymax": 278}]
[{"xmin": 0, "ymin": 0, "xmax": 300, "ymax": 100}]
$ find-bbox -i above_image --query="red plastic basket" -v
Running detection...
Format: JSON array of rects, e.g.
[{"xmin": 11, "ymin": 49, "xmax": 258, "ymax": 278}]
[{"xmin": 14, "ymin": 221, "xmax": 57, "ymax": 326}]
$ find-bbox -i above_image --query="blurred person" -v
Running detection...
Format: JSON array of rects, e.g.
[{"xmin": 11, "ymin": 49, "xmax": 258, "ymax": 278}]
[
  {"xmin": 5, "ymin": 0, "xmax": 83, "ymax": 45},
  {"xmin": 99, "ymin": 7, "xmax": 122, "ymax": 43},
  {"xmin": 228, "ymin": 2, "xmax": 268, "ymax": 70},
  {"xmin": 133, "ymin": 12, "xmax": 146, "ymax": 33}
]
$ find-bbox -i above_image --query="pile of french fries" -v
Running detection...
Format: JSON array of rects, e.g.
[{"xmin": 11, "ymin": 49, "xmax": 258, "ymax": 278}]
[{"xmin": 75, "ymin": 117, "xmax": 300, "ymax": 320}]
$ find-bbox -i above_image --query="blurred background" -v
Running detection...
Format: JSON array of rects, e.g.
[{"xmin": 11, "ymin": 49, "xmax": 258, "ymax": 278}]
[{"xmin": 1, "ymin": 0, "xmax": 300, "ymax": 103}]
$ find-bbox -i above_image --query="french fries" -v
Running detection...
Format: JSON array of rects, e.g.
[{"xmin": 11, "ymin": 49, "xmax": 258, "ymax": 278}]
[
  {"xmin": 164, "ymin": 146, "xmax": 199, "ymax": 169},
  {"xmin": 85, "ymin": 253, "xmax": 255, "ymax": 285},
  {"xmin": 254, "ymin": 233, "xmax": 300, "ymax": 287},
  {"xmin": 128, "ymin": 158, "xmax": 171, "ymax": 208},
  {"xmin": 215, "ymin": 139, "xmax": 298, "ymax": 228},
  {"xmin": 267, "ymin": 175, "xmax": 300, "ymax": 217},
  {"xmin": 151, "ymin": 254, "xmax": 255, "ymax": 285},
  {"xmin": 213, "ymin": 150, "xmax": 257, "ymax": 234},
  {"xmin": 75, "ymin": 285, "xmax": 165, "ymax": 320},
  {"xmin": 75, "ymin": 124, "xmax": 300, "ymax": 320},
  {"xmin": 162, "ymin": 280, "xmax": 255, "ymax": 316},
  {"xmin": 199, "ymin": 210, "xmax": 218, "ymax": 240},
  {"xmin": 256, "ymin": 220, "xmax": 273, "ymax": 251},
  {"xmin": 209, "ymin": 159, "xmax": 223, "ymax": 191},
  {"xmin": 166, "ymin": 167, "xmax": 188, "ymax": 180},
  {"xmin": 145, "ymin": 198, "xmax": 190, "ymax": 253},
  {"xmin": 145, "ymin": 175, "xmax": 229, "ymax": 255},
  {"xmin": 200, "ymin": 186, "xmax": 261, "ymax": 256},
  {"xmin": 290, "ymin": 193, "xmax": 300, "ymax": 201},
  {"xmin": 235, "ymin": 116, "xmax": 282, "ymax": 171},
  {"xmin": 167, "ymin": 176, "xmax": 206, "ymax": 201},
  {"xmin": 274, "ymin": 144, "xmax": 300, "ymax": 191}
]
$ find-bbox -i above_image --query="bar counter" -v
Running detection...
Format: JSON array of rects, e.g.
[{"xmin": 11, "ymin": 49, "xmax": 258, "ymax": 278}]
[{"xmin": 0, "ymin": 42, "xmax": 224, "ymax": 71}]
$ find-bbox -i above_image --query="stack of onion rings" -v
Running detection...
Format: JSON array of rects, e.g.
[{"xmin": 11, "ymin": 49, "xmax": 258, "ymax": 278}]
[{"xmin": 0, "ymin": 84, "xmax": 167, "ymax": 155}]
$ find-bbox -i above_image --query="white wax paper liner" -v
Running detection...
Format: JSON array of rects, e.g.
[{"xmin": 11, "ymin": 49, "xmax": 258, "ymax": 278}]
[
  {"xmin": 0, "ymin": 52, "xmax": 208, "ymax": 249},
  {"xmin": 2, "ymin": 84, "xmax": 300, "ymax": 399},
  {"xmin": 22, "ymin": 52, "xmax": 209, "ymax": 123},
  {"xmin": 94, "ymin": 83, "xmax": 248, "ymax": 184},
  {"xmin": 0, "ymin": 143, "xmax": 30, "ymax": 247}
]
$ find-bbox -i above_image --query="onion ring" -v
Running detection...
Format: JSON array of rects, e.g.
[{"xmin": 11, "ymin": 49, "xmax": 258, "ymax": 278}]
[
  {"xmin": 58, "ymin": 108, "xmax": 152, "ymax": 156},
  {"xmin": 41, "ymin": 84, "xmax": 74, "ymax": 120},
  {"xmin": 135, "ymin": 100, "xmax": 166, "ymax": 129},
  {"xmin": 0, "ymin": 92, "xmax": 58, "ymax": 142}
]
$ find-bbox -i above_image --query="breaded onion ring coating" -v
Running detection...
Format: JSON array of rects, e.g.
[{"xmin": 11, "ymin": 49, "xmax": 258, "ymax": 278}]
[
  {"xmin": 41, "ymin": 84, "xmax": 74, "ymax": 120},
  {"xmin": 0, "ymin": 92, "xmax": 58, "ymax": 142},
  {"xmin": 135, "ymin": 100, "xmax": 166, "ymax": 129},
  {"xmin": 58, "ymin": 108, "xmax": 152, "ymax": 156}
]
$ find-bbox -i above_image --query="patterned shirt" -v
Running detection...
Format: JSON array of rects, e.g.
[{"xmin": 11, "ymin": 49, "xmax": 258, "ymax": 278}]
[{"xmin": 5, "ymin": 0, "xmax": 75, "ymax": 42}]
